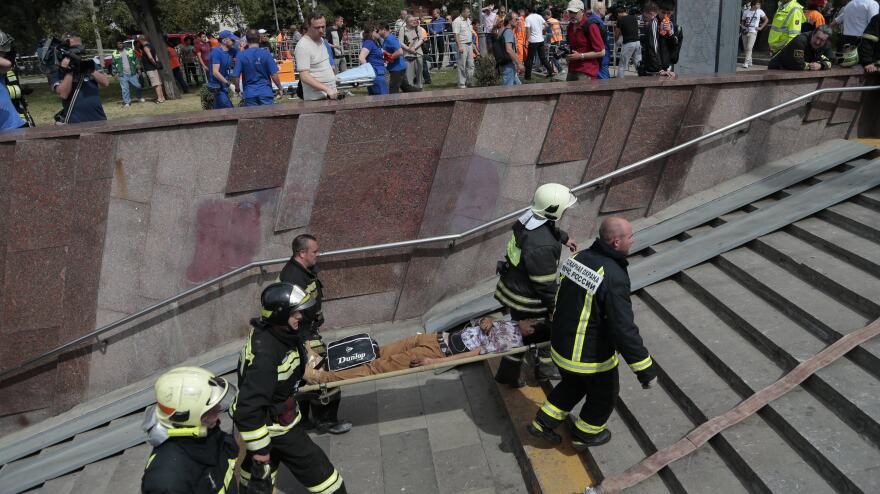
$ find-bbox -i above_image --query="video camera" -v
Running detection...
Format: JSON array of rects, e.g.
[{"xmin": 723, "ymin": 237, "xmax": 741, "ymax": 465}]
[
  {"xmin": 549, "ymin": 43, "xmax": 572, "ymax": 59},
  {"xmin": 57, "ymin": 43, "xmax": 96, "ymax": 75}
]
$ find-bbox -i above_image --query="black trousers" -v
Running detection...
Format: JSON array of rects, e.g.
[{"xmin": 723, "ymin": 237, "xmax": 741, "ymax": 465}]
[
  {"xmin": 171, "ymin": 67, "xmax": 190, "ymax": 93},
  {"xmin": 298, "ymin": 389, "xmax": 342, "ymax": 425},
  {"xmin": 240, "ymin": 423, "xmax": 346, "ymax": 493},
  {"xmin": 183, "ymin": 62, "xmax": 201, "ymax": 85},
  {"xmin": 525, "ymin": 41, "xmax": 555, "ymax": 79},
  {"xmin": 534, "ymin": 367, "xmax": 619, "ymax": 441},
  {"xmin": 388, "ymin": 69, "xmax": 420, "ymax": 93}
]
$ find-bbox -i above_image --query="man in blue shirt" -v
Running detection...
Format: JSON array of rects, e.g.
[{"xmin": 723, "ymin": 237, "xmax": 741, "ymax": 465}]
[
  {"xmin": 378, "ymin": 23, "xmax": 420, "ymax": 93},
  {"xmin": 233, "ymin": 29, "xmax": 282, "ymax": 106},
  {"xmin": 50, "ymin": 32, "xmax": 109, "ymax": 124},
  {"xmin": 207, "ymin": 30, "xmax": 240, "ymax": 109}
]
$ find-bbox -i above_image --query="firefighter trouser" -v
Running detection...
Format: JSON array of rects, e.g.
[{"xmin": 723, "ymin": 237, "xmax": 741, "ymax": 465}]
[
  {"xmin": 532, "ymin": 366, "xmax": 619, "ymax": 442},
  {"xmin": 240, "ymin": 423, "xmax": 346, "ymax": 493}
]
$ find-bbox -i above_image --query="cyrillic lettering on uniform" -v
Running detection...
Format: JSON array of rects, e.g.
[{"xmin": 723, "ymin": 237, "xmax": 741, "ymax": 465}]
[{"xmin": 560, "ymin": 257, "xmax": 604, "ymax": 294}]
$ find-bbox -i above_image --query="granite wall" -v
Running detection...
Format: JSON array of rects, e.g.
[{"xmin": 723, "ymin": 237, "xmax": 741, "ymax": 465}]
[{"xmin": 0, "ymin": 69, "xmax": 876, "ymax": 426}]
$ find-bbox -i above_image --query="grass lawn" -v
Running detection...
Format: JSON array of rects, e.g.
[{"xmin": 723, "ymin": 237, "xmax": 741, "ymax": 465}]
[{"xmin": 22, "ymin": 68, "xmax": 479, "ymax": 127}]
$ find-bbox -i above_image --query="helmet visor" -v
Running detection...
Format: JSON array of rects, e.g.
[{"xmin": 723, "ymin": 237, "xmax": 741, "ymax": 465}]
[{"xmin": 206, "ymin": 376, "xmax": 236, "ymax": 412}]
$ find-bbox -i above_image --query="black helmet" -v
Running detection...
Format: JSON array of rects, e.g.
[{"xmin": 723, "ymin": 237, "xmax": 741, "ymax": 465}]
[{"xmin": 260, "ymin": 282, "xmax": 315, "ymax": 325}]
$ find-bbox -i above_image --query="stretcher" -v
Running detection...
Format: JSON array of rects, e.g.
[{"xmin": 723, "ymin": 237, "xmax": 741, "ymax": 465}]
[{"xmin": 278, "ymin": 61, "xmax": 376, "ymax": 94}]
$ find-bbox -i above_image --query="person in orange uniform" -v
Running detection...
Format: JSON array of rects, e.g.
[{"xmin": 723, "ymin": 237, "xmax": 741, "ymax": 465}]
[{"xmin": 513, "ymin": 12, "xmax": 528, "ymax": 63}]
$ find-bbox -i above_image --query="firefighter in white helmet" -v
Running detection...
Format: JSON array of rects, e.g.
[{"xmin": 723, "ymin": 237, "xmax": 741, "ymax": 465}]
[
  {"xmin": 494, "ymin": 183, "xmax": 578, "ymax": 385},
  {"xmin": 141, "ymin": 366, "xmax": 239, "ymax": 493}
]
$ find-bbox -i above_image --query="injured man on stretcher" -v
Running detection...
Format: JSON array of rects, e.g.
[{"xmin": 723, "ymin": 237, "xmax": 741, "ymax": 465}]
[{"xmin": 303, "ymin": 317, "xmax": 536, "ymax": 384}]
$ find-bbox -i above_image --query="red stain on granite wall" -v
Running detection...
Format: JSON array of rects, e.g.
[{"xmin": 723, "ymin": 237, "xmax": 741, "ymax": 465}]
[{"xmin": 185, "ymin": 199, "xmax": 261, "ymax": 283}]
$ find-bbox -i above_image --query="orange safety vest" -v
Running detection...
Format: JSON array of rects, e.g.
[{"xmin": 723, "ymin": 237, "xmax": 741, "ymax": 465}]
[{"xmin": 548, "ymin": 18, "xmax": 564, "ymax": 43}]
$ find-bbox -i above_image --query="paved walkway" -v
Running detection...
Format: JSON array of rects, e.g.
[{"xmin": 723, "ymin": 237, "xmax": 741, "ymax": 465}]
[{"xmin": 277, "ymin": 320, "xmax": 528, "ymax": 494}]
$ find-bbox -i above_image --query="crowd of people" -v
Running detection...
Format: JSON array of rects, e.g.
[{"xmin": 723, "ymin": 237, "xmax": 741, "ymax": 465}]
[{"xmin": 745, "ymin": 0, "xmax": 880, "ymax": 73}]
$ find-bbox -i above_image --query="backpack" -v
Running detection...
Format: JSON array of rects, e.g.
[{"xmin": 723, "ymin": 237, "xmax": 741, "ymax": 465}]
[
  {"xmin": 326, "ymin": 333, "xmax": 380, "ymax": 371},
  {"xmin": 492, "ymin": 28, "xmax": 513, "ymax": 64}
]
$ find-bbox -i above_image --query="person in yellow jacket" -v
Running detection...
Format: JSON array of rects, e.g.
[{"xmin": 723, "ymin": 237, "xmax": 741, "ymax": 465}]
[{"xmin": 769, "ymin": 0, "xmax": 806, "ymax": 53}]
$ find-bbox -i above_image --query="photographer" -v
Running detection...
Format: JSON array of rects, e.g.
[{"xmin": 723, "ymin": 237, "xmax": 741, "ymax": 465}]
[{"xmin": 50, "ymin": 32, "xmax": 108, "ymax": 124}]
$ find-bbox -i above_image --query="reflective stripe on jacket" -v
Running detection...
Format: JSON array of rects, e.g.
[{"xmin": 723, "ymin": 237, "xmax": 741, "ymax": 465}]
[
  {"xmin": 550, "ymin": 239, "xmax": 652, "ymax": 375},
  {"xmin": 769, "ymin": 0, "xmax": 806, "ymax": 52},
  {"xmin": 494, "ymin": 221, "xmax": 568, "ymax": 316}
]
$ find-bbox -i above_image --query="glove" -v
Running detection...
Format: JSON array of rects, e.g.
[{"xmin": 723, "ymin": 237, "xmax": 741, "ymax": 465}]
[{"xmin": 636, "ymin": 364, "xmax": 657, "ymax": 389}]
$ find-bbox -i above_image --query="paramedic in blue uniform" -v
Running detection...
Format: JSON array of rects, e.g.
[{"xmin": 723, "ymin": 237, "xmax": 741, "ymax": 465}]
[
  {"xmin": 207, "ymin": 30, "xmax": 239, "ymax": 109},
  {"xmin": 279, "ymin": 234, "xmax": 352, "ymax": 435},
  {"xmin": 233, "ymin": 29, "xmax": 282, "ymax": 106}
]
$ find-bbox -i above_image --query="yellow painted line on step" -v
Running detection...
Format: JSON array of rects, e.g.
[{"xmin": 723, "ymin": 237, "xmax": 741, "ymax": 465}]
[
  {"xmin": 486, "ymin": 358, "xmax": 593, "ymax": 494},
  {"xmin": 855, "ymin": 138, "xmax": 880, "ymax": 148}
]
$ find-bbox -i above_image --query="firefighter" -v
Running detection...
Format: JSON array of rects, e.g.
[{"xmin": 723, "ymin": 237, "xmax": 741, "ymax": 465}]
[
  {"xmin": 768, "ymin": 0, "xmax": 806, "ymax": 54},
  {"xmin": 233, "ymin": 282, "xmax": 346, "ymax": 494},
  {"xmin": 278, "ymin": 234, "xmax": 352, "ymax": 435},
  {"xmin": 858, "ymin": 12, "xmax": 880, "ymax": 73},
  {"xmin": 494, "ymin": 183, "xmax": 578, "ymax": 384},
  {"xmin": 0, "ymin": 30, "xmax": 34, "ymax": 127},
  {"xmin": 528, "ymin": 217, "xmax": 656, "ymax": 451},
  {"xmin": 768, "ymin": 25, "xmax": 834, "ymax": 71},
  {"xmin": 141, "ymin": 366, "xmax": 239, "ymax": 494}
]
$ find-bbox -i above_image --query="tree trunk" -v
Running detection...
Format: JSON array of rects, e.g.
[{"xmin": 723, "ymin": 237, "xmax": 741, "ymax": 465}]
[{"xmin": 124, "ymin": 0, "xmax": 180, "ymax": 100}]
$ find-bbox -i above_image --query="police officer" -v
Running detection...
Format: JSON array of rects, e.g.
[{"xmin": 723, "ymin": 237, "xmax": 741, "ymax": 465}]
[
  {"xmin": 769, "ymin": 0, "xmax": 805, "ymax": 54},
  {"xmin": 494, "ymin": 183, "xmax": 579, "ymax": 384},
  {"xmin": 233, "ymin": 282, "xmax": 346, "ymax": 494},
  {"xmin": 141, "ymin": 366, "xmax": 239, "ymax": 494},
  {"xmin": 528, "ymin": 217, "xmax": 656, "ymax": 451},
  {"xmin": 279, "ymin": 234, "xmax": 352, "ymax": 435},
  {"xmin": 768, "ymin": 25, "xmax": 834, "ymax": 71}
]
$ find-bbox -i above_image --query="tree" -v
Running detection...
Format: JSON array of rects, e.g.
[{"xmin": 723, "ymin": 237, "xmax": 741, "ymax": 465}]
[{"xmin": 123, "ymin": 0, "xmax": 182, "ymax": 99}]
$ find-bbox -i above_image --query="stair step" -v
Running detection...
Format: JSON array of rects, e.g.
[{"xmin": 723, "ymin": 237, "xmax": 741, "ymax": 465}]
[
  {"xmin": 786, "ymin": 217, "xmax": 880, "ymax": 278},
  {"xmin": 819, "ymin": 201, "xmax": 880, "ymax": 242},
  {"xmin": 751, "ymin": 231, "xmax": 880, "ymax": 317},
  {"xmin": 715, "ymin": 247, "xmax": 880, "ymax": 376},
  {"xmin": 68, "ymin": 454, "xmax": 122, "ymax": 494},
  {"xmin": 30, "ymin": 471, "xmax": 81, "ymax": 494},
  {"xmin": 679, "ymin": 263, "xmax": 880, "ymax": 448},
  {"xmin": 853, "ymin": 187, "xmax": 880, "ymax": 211},
  {"xmin": 103, "ymin": 443, "xmax": 151, "ymax": 494},
  {"xmin": 634, "ymin": 290, "xmax": 833, "ymax": 493},
  {"xmin": 587, "ymin": 409, "xmax": 672, "ymax": 494},
  {"xmin": 641, "ymin": 279, "xmax": 880, "ymax": 493}
]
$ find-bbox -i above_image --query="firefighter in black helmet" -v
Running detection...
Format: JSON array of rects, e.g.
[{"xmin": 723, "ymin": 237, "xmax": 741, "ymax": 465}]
[
  {"xmin": 528, "ymin": 217, "xmax": 656, "ymax": 451},
  {"xmin": 232, "ymin": 282, "xmax": 346, "ymax": 494},
  {"xmin": 141, "ymin": 366, "xmax": 239, "ymax": 494},
  {"xmin": 494, "ymin": 183, "xmax": 578, "ymax": 384}
]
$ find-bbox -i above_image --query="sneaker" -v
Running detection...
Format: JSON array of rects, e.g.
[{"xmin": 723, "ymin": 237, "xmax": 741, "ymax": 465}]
[
  {"xmin": 138, "ymin": 98, "xmax": 146, "ymax": 103},
  {"xmin": 527, "ymin": 422, "xmax": 562, "ymax": 444},
  {"xmin": 571, "ymin": 429, "xmax": 612, "ymax": 452},
  {"xmin": 457, "ymin": 84, "xmax": 466, "ymax": 89},
  {"xmin": 123, "ymin": 103, "xmax": 130, "ymax": 108},
  {"xmin": 317, "ymin": 420, "xmax": 353, "ymax": 435}
]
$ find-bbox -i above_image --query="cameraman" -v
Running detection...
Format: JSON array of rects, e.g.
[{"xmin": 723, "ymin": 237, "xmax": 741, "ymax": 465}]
[
  {"xmin": 50, "ymin": 32, "xmax": 108, "ymax": 124},
  {"xmin": 0, "ymin": 30, "xmax": 27, "ymax": 130}
]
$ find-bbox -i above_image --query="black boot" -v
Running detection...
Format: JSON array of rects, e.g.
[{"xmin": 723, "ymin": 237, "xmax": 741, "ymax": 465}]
[
  {"xmin": 570, "ymin": 429, "xmax": 612, "ymax": 452},
  {"xmin": 495, "ymin": 355, "xmax": 525, "ymax": 388},
  {"xmin": 526, "ymin": 420, "xmax": 562, "ymax": 444}
]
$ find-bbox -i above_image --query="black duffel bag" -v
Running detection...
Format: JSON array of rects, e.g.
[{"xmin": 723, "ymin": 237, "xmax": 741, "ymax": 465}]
[{"xmin": 326, "ymin": 333, "xmax": 380, "ymax": 371}]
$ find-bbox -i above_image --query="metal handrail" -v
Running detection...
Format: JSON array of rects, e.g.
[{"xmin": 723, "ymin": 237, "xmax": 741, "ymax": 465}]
[{"xmin": 2, "ymin": 84, "xmax": 877, "ymax": 382}]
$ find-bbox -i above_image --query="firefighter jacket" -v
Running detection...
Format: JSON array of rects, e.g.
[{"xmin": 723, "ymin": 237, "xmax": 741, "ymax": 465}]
[
  {"xmin": 550, "ymin": 239, "xmax": 653, "ymax": 376},
  {"xmin": 141, "ymin": 426, "xmax": 238, "ymax": 494},
  {"xmin": 495, "ymin": 221, "xmax": 569, "ymax": 316},
  {"xmin": 769, "ymin": 0, "xmax": 805, "ymax": 53},
  {"xmin": 859, "ymin": 14, "xmax": 880, "ymax": 68},
  {"xmin": 232, "ymin": 319, "xmax": 305, "ymax": 455},
  {"xmin": 279, "ymin": 259, "xmax": 324, "ymax": 333},
  {"xmin": 3, "ymin": 68, "xmax": 27, "ymax": 122},
  {"xmin": 768, "ymin": 32, "xmax": 833, "ymax": 70}
]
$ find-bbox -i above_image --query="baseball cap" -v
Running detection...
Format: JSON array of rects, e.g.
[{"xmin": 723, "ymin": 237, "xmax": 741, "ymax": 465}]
[
  {"xmin": 566, "ymin": 0, "xmax": 585, "ymax": 12},
  {"xmin": 257, "ymin": 28, "xmax": 267, "ymax": 34},
  {"xmin": 218, "ymin": 30, "xmax": 239, "ymax": 41}
]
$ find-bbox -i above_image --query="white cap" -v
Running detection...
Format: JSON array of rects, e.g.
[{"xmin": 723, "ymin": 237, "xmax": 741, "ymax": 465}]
[
  {"xmin": 566, "ymin": 0, "xmax": 585, "ymax": 12},
  {"xmin": 258, "ymin": 28, "xmax": 267, "ymax": 34}
]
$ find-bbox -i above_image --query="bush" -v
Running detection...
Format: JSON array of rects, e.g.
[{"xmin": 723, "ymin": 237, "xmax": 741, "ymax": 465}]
[
  {"xmin": 474, "ymin": 55, "xmax": 500, "ymax": 87},
  {"xmin": 199, "ymin": 84, "xmax": 214, "ymax": 110}
]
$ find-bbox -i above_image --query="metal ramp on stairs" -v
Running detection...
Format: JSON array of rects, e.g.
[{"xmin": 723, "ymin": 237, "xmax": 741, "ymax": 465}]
[{"xmin": 1, "ymin": 139, "xmax": 879, "ymax": 493}]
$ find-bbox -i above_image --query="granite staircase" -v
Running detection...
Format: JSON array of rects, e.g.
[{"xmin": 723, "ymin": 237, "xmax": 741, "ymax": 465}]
[{"xmin": 1, "ymin": 140, "xmax": 879, "ymax": 494}]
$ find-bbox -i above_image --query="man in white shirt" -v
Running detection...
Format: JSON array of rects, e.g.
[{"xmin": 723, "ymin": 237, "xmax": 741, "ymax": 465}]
[
  {"xmin": 524, "ymin": 7, "xmax": 557, "ymax": 79},
  {"xmin": 295, "ymin": 13, "xmax": 338, "ymax": 101},
  {"xmin": 835, "ymin": 0, "xmax": 880, "ymax": 45},
  {"xmin": 453, "ymin": 7, "xmax": 475, "ymax": 88},
  {"xmin": 740, "ymin": 1, "xmax": 768, "ymax": 68}
]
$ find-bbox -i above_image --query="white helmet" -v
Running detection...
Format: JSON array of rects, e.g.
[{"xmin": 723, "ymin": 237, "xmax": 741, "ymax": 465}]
[
  {"xmin": 0, "ymin": 31, "xmax": 13, "ymax": 53},
  {"xmin": 152, "ymin": 366, "xmax": 234, "ymax": 437},
  {"xmin": 531, "ymin": 183, "xmax": 577, "ymax": 221}
]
